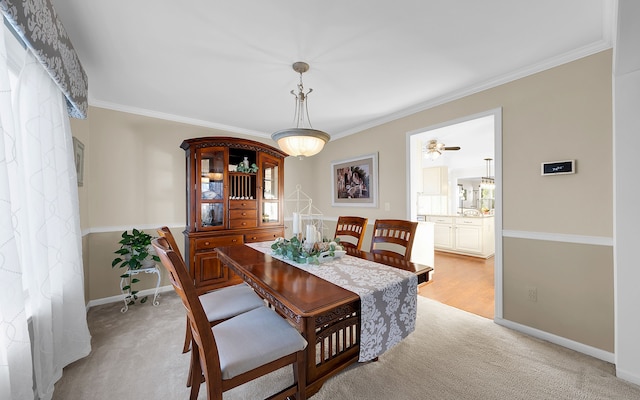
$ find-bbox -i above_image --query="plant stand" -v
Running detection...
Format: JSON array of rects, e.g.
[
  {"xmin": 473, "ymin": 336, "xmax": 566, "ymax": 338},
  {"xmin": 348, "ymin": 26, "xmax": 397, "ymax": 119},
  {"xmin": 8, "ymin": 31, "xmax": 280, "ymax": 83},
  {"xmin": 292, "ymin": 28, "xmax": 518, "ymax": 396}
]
[{"xmin": 119, "ymin": 265, "xmax": 162, "ymax": 313}]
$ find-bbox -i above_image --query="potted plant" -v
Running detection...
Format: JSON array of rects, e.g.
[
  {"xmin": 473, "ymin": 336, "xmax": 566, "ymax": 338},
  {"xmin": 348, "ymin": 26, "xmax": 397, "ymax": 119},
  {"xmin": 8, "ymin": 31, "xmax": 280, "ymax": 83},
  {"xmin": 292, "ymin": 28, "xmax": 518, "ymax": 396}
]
[{"xmin": 111, "ymin": 228, "xmax": 160, "ymax": 305}]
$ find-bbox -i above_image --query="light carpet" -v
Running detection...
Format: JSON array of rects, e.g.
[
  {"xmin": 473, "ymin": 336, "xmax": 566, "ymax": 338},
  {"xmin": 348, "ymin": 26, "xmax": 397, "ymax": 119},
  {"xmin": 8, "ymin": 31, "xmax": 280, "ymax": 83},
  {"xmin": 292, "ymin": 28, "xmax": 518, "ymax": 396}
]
[{"xmin": 53, "ymin": 292, "xmax": 640, "ymax": 399}]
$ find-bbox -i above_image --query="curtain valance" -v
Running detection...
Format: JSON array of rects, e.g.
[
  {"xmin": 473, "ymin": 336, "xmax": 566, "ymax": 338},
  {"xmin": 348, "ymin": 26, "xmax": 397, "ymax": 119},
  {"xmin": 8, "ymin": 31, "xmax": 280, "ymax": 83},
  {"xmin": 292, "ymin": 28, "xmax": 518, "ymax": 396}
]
[{"xmin": 0, "ymin": 0, "xmax": 87, "ymax": 118}]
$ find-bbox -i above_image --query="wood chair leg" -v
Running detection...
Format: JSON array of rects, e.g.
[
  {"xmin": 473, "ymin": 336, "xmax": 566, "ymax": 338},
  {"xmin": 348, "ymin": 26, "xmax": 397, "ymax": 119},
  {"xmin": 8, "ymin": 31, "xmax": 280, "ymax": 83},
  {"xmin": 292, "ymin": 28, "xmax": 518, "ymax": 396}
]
[
  {"xmin": 183, "ymin": 318, "xmax": 192, "ymax": 353},
  {"xmin": 189, "ymin": 342, "xmax": 202, "ymax": 400}
]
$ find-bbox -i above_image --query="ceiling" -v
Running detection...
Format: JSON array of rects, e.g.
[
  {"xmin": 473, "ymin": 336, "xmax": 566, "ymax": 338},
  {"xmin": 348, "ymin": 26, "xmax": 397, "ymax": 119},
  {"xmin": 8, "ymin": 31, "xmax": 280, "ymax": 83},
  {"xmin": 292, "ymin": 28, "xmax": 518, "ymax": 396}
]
[{"xmin": 50, "ymin": 1, "xmax": 613, "ymax": 142}]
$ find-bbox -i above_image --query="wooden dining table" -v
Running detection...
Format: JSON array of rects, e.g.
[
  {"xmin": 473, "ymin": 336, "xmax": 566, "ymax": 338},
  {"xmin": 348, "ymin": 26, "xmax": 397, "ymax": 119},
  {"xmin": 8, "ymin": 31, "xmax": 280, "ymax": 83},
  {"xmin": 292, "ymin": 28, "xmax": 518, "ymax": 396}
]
[{"xmin": 215, "ymin": 242, "xmax": 423, "ymax": 397}]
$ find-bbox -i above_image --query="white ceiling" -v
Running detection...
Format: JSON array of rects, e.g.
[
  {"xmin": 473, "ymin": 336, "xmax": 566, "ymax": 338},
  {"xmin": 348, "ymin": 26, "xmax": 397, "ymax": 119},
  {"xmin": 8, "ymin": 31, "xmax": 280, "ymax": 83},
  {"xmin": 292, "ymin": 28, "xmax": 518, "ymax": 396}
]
[{"xmin": 51, "ymin": 0, "xmax": 613, "ymax": 142}]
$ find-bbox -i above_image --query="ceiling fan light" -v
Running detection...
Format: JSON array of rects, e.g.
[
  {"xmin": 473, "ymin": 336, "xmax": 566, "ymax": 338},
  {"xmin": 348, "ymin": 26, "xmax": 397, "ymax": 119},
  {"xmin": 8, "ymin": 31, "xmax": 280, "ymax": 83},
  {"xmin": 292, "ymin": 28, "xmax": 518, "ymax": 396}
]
[{"xmin": 424, "ymin": 149, "xmax": 441, "ymax": 160}]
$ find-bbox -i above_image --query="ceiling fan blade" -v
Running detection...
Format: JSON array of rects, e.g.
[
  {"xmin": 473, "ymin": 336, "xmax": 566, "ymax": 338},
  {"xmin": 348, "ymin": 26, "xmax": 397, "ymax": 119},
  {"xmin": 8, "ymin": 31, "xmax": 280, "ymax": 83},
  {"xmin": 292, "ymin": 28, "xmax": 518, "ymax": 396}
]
[{"xmin": 443, "ymin": 146, "xmax": 461, "ymax": 151}]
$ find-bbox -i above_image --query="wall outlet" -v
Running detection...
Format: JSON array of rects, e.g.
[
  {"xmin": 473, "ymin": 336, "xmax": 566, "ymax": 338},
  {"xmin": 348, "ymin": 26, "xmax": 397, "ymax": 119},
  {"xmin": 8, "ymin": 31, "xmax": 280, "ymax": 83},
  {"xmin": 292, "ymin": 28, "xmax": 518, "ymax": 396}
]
[
  {"xmin": 384, "ymin": 202, "xmax": 390, "ymax": 211},
  {"xmin": 527, "ymin": 286, "xmax": 537, "ymax": 302}
]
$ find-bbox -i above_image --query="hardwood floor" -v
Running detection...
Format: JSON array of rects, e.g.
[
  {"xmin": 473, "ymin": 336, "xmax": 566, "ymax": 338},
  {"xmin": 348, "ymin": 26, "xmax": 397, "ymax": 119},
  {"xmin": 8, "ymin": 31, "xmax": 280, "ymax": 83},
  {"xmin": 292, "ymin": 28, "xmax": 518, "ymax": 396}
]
[{"xmin": 418, "ymin": 251, "xmax": 495, "ymax": 319}]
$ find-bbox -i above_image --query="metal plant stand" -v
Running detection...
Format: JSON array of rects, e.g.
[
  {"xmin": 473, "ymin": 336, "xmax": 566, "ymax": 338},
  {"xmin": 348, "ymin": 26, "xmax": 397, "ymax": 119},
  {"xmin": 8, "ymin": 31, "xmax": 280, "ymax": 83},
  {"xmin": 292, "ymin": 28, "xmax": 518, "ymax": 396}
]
[{"xmin": 119, "ymin": 266, "xmax": 161, "ymax": 313}]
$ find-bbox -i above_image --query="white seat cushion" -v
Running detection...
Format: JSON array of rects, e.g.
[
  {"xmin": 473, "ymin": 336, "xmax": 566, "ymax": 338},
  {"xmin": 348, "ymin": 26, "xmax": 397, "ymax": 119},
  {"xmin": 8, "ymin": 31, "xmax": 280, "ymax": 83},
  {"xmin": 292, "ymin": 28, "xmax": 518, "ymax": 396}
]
[
  {"xmin": 213, "ymin": 307, "xmax": 308, "ymax": 380},
  {"xmin": 199, "ymin": 283, "xmax": 264, "ymax": 322}
]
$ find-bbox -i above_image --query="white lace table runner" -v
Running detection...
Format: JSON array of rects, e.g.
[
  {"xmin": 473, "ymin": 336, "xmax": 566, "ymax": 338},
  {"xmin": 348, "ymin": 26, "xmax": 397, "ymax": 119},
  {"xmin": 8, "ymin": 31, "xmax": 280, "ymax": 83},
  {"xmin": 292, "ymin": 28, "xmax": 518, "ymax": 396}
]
[{"xmin": 246, "ymin": 241, "xmax": 417, "ymax": 362}]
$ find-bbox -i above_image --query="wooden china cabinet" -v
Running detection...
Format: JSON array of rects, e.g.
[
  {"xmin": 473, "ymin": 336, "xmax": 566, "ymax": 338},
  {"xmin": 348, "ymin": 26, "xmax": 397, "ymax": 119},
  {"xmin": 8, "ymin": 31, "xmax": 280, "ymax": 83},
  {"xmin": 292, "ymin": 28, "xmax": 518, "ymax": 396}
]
[{"xmin": 181, "ymin": 137, "xmax": 287, "ymax": 292}]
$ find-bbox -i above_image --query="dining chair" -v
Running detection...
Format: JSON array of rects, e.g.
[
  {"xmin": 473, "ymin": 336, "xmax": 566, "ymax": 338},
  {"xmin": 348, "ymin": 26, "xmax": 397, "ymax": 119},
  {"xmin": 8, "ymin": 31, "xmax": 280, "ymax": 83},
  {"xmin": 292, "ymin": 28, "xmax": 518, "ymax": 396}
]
[
  {"xmin": 152, "ymin": 237, "xmax": 308, "ymax": 400},
  {"xmin": 334, "ymin": 216, "xmax": 368, "ymax": 250},
  {"xmin": 156, "ymin": 227, "xmax": 265, "ymax": 355},
  {"xmin": 369, "ymin": 219, "xmax": 418, "ymax": 260}
]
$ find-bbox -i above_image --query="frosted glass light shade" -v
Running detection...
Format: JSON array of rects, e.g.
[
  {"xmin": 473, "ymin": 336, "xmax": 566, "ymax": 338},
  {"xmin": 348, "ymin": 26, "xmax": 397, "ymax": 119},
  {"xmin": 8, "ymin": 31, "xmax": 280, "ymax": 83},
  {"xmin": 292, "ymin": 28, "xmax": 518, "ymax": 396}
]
[{"xmin": 272, "ymin": 128, "xmax": 330, "ymax": 158}]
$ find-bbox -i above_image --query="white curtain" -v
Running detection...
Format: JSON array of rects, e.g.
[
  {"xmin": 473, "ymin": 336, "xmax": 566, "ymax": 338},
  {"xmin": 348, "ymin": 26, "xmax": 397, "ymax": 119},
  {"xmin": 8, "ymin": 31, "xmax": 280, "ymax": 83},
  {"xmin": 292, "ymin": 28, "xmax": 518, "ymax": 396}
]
[{"xmin": 0, "ymin": 26, "xmax": 91, "ymax": 400}]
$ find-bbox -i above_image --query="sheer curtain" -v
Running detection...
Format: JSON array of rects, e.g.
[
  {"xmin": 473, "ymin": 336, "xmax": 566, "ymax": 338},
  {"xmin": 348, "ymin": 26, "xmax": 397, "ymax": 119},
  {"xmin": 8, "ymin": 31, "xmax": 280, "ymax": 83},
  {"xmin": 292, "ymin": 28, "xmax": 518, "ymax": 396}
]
[{"xmin": 0, "ymin": 25, "xmax": 91, "ymax": 400}]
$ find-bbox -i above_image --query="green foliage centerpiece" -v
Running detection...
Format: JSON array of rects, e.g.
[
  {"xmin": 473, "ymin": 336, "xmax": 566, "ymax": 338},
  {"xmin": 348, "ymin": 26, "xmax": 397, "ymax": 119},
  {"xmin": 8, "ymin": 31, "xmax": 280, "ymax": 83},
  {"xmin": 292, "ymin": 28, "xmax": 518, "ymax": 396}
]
[{"xmin": 271, "ymin": 236, "xmax": 344, "ymax": 264}]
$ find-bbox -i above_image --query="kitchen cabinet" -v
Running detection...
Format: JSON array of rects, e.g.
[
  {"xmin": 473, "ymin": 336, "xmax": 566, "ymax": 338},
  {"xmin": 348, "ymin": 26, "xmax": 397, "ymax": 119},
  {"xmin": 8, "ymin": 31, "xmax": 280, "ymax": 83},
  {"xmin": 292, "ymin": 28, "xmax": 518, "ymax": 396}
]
[
  {"xmin": 422, "ymin": 166, "xmax": 448, "ymax": 195},
  {"xmin": 427, "ymin": 216, "xmax": 454, "ymax": 250},
  {"xmin": 425, "ymin": 215, "xmax": 494, "ymax": 258},
  {"xmin": 181, "ymin": 137, "xmax": 287, "ymax": 292}
]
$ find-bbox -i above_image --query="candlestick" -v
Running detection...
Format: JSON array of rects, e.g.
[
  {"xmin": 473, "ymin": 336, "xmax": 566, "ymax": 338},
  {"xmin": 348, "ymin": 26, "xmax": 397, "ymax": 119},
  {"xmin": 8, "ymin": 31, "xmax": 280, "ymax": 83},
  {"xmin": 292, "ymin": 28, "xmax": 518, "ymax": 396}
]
[{"xmin": 292, "ymin": 212, "xmax": 300, "ymax": 234}]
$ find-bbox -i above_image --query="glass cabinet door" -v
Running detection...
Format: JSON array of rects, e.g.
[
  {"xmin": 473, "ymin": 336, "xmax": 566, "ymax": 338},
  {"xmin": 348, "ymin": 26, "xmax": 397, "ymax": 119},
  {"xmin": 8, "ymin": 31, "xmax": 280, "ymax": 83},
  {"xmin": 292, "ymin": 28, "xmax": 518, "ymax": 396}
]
[
  {"xmin": 259, "ymin": 153, "xmax": 281, "ymax": 225},
  {"xmin": 197, "ymin": 148, "xmax": 227, "ymax": 229}
]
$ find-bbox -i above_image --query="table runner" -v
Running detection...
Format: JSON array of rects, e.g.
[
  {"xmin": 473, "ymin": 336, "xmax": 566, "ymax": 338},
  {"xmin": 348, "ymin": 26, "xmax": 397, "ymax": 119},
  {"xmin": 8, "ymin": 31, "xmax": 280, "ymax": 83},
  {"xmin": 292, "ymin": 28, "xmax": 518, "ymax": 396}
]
[{"xmin": 247, "ymin": 241, "xmax": 417, "ymax": 362}]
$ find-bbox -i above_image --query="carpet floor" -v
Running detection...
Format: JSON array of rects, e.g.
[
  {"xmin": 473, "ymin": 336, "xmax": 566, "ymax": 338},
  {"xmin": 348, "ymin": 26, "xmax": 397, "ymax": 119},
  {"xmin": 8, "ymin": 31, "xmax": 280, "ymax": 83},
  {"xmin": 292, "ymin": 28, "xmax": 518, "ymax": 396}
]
[{"xmin": 53, "ymin": 292, "xmax": 640, "ymax": 399}]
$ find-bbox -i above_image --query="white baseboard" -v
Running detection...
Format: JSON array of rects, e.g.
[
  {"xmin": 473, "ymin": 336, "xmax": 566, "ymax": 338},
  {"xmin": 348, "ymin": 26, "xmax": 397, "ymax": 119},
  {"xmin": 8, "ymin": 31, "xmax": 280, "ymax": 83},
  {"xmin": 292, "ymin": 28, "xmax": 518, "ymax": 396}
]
[
  {"xmin": 615, "ymin": 368, "xmax": 640, "ymax": 387},
  {"xmin": 86, "ymin": 285, "xmax": 174, "ymax": 309},
  {"xmin": 495, "ymin": 317, "xmax": 615, "ymax": 364}
]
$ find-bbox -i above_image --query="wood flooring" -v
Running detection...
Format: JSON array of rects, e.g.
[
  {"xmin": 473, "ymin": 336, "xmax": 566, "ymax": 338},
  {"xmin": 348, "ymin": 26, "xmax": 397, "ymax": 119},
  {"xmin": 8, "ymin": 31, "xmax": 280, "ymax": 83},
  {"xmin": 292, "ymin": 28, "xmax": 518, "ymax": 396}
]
[{"xmin": 418, "ymin": 251, "xmax": 495, "ymax": 319}]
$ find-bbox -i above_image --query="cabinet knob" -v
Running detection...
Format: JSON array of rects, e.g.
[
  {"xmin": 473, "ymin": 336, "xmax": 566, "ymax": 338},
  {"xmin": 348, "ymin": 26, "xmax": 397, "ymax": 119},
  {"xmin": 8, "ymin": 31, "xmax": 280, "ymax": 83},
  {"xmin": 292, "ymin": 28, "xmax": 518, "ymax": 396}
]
[
  {"xmin": 241, "ymin": 222, "xmax": 247, "ymax": 226},
  {"xmin": 251, "ymin": 236, "xmax": 257, "ymax": 240},
  {"xmin": 204, "ymin": 241, "xmax": 210, "ymax": 246},
  {"xmin": 241, "ymin": 202, "xmax": 247, "ymax": 206},
  {"xmin": 232, "ymin": 239, "xmax": 237, "ymax": 243},
  {"xmin": 242, "ymin": 212, "xmax": 246, "ymax": 216}
]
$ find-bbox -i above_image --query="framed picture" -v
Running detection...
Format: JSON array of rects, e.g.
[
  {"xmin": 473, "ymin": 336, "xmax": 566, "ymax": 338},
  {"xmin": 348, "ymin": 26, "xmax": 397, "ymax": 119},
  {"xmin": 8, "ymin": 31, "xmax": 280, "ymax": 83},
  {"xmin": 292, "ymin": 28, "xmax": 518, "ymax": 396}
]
[
  {"xmin": 72, "ymin": 137, "xmax": 84, "ymax": 186},
  {"xmin": 331, "ymin": 153, "xmax": 378, "ymax": 207}
]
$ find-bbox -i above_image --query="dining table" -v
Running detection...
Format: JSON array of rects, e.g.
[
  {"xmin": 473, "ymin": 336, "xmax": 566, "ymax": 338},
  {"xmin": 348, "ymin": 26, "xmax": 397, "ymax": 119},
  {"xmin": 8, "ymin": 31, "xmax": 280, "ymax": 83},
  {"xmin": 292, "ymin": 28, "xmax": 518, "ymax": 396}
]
[{"xmin": 215, "ymin": 241, "xmax": 424, "ymax": 397}]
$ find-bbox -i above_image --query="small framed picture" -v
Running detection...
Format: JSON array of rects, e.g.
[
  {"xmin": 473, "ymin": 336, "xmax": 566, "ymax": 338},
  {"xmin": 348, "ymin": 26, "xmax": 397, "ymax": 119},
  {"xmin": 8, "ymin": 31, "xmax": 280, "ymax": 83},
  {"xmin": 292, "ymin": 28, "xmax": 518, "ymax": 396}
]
[
  {"xmin": 72, "ymin": 137, "xmax": 84, "ymax": 186},
  {"xmin": 331, "ymin": 153, "xmax": 378, "ymax": 207}
]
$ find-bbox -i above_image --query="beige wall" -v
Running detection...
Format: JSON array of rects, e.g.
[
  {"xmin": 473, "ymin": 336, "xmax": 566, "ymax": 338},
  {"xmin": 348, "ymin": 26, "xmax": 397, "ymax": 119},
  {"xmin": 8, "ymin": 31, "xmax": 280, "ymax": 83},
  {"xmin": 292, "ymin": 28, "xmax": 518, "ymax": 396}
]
[
  {"xmin": 69, "ymin": 109, "xmax": 285, "ymax": 302},
  {"xmin": 72, "ymin": 50, "xmax": 613, "ymax": 352},
  {"xmin": 503, "ymin": 237, "xmax": 613, "ymax": 351}
]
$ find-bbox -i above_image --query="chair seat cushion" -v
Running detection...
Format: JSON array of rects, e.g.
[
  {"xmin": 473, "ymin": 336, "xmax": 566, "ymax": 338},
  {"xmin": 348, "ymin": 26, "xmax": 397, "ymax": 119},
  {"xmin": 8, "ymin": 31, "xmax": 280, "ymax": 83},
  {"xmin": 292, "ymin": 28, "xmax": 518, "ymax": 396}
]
[
  {"xmin": 199, "ymin": 284, "xmax": 264, "ymax": 322},
  {"xmin": 213, "ymin": 307, "xmax": 308, "ymax": 380}
]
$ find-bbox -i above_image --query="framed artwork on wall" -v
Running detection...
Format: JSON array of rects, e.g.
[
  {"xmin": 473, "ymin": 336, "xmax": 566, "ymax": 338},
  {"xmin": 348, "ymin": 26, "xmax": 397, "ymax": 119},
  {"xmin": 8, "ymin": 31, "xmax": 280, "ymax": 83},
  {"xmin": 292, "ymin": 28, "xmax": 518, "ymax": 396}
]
[
  {"xmin": 331, "ymin": 153, "xmax": 378, "ymax": 207},
  {"xmin": 72, "ymin": 137, "xmax": 84, "ymax": 186}
]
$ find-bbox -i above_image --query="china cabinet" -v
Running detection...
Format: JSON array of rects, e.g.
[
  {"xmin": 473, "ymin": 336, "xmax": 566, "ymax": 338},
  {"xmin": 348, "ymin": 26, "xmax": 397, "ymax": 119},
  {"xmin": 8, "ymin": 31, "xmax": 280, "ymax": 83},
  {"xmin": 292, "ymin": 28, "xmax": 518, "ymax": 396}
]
[{"xmin": 181, "ymin": 137, "xmax": 287, "ymax": 291}]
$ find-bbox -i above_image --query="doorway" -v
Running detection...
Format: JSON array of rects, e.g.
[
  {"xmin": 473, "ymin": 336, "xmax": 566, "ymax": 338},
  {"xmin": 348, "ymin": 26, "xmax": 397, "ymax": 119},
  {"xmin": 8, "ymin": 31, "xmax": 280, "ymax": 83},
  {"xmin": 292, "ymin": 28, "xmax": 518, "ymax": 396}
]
[{"xmin": 406, "ymin": 108, "xmax": 503, "ymax": 319}]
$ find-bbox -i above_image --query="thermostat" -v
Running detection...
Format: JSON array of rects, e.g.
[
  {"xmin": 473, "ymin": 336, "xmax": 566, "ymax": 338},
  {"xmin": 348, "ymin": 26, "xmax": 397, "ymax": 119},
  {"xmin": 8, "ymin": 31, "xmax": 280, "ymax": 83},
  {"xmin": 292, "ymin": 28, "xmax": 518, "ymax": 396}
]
[{"xmin": 541, "ymin": 160, "xmax": 575, "ymax": 175}]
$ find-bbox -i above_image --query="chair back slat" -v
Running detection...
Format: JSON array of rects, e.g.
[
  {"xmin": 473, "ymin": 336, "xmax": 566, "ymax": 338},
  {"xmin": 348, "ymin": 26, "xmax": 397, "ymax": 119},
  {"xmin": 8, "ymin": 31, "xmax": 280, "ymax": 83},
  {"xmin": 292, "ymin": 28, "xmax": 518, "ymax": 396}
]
[
  {"xmin": 334, "ymin": 216, "xmax": 368, "ymax": 250},
  {"xmin": 370, "ymin": 219, "xmax": 418, "ymax": 260}
]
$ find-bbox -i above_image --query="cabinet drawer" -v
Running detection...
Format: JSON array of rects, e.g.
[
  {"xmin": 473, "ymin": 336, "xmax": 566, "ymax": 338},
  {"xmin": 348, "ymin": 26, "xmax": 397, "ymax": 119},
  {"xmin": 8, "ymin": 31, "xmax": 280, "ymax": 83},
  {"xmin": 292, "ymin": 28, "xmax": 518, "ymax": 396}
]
[
  {"xmin": 229, "ymin": 199, "xmax": 257, "ymax": 210},
  {"xmin": 427, "ymin": 216, "xmax": 453, "ymax": 224},
  {"xmin": 455, "ymin": 217, "xmax": 482, "ymax": 226},
  {"xmin": 194, "ymin": 235, "xmax": 243, "ymax": 251},
  {"xmin": 230, "ymin": 209, "xmax": 258, "ymax": 220},
  {"xmin": 229, "ymin": 219, "xmax": 258, "ymax": 229},
  {"xmin": 245, "ymin": 229, "xmax": 284, "ymax": 243}
]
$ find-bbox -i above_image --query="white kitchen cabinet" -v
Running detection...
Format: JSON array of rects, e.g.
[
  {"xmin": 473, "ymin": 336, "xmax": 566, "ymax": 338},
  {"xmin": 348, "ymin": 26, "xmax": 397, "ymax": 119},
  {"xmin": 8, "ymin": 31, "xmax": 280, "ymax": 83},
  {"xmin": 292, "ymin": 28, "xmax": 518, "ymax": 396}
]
[
  {"xmin": 454, "ymin": 218, "xmax": 483, "ymax": 253},
  {"xmin": 427, "ymin": 216, "xmax": 454, "ymax": 250},
  {"xmin": 425, "ymin": 215, "xmax": 494, "ymax": 258},
  {"xmin": 422, "ymin": 167, "xmax": 448, "ymax": 195}
]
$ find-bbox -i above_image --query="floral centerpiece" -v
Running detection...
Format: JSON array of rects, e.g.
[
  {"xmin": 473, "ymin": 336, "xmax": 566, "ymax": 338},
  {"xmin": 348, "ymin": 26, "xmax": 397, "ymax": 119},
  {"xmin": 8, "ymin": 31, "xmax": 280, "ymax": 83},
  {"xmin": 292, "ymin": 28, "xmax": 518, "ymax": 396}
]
[{"xmin": 271, "ymin": 236, "xmax": 345, "ymax": 264}]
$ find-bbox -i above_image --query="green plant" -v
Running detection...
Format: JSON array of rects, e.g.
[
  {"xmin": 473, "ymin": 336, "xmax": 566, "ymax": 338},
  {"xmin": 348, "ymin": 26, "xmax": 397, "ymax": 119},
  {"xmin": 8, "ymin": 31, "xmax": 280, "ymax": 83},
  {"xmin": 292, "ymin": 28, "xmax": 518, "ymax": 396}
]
[
  {"xmin": 111, "ymin": 229, "xmax": 160, "ymax": 305},
  {"xmin": 271, "ymin": 236, "xmax": 342, "ymax": 264}
]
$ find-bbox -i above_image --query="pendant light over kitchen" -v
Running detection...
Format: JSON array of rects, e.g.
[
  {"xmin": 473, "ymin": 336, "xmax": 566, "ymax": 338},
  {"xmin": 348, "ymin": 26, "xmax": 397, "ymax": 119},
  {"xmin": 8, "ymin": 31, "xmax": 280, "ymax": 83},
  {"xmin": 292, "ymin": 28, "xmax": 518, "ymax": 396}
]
[
  {"xmin": 271, "ymin": 62, "xmax": 330, "ymax": 158},
  {"xmin": 481, "ymin": 158, "xmax": 495, "ymax": 189}
]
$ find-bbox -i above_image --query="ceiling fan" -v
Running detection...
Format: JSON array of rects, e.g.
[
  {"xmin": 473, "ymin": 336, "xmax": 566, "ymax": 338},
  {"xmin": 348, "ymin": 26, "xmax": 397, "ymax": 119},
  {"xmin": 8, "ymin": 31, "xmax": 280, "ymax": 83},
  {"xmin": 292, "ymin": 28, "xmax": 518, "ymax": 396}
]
[{"xmin": 423, "ymin": 139, "xmax": 461, "ymax": 160}]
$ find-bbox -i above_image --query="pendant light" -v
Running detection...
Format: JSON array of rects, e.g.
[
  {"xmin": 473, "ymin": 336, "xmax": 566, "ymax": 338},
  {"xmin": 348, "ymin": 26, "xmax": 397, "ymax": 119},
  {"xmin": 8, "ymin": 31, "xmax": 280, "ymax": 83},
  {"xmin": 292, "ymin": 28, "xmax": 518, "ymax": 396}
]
[
  {"xmin": 271, "ymin": 62, "xmax": 330, "ymax": 158},
  {"xmin": 481, "ymin": 158, "xmax": 495, "ymax": 189}
]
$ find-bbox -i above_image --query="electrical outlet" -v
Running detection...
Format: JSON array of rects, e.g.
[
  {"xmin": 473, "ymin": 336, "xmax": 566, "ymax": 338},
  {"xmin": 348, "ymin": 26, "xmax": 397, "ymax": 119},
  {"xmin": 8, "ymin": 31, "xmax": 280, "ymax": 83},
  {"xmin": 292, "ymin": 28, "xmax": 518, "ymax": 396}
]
[
  {"xmin": 527, "ymin": 286, "xmax": 537, "ymax": 302},
  {"xmin": 384, "ymin": 202, "xmax": 390, "ymax": 211}
]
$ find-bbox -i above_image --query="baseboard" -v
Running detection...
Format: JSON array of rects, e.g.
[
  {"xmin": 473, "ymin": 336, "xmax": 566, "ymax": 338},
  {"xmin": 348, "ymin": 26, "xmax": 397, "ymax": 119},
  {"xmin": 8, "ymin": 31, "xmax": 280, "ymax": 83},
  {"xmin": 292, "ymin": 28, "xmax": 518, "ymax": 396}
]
[
  {"xmin": 495, "ymin": 317, "xmax": 615, "ymax": 364},
  {"xmin": 615, "ymin": 368, "xmax": 640, "ymax": 387},
  {"xmin": 86, "ymin": 285, "xmax": 174, "ymax": 310}
]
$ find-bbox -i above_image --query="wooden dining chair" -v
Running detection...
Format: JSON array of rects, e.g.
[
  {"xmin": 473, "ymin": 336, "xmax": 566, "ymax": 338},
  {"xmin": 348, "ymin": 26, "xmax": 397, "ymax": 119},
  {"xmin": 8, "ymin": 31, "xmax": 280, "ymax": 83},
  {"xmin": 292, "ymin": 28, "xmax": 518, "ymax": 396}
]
[
  {"xmin": 369, "ymin": 219, "xmax": 418, "ymax": 260},
  {"xmin": 152, "ymin": 237, "xmax": 308, "ymax": 400},
  {"xmin": 157, "ymin": 227, "xmax": 264, "ymax": 355},
  {"xmin": 334, "ymin": 216, "xmax": 368, "ymax": 250}
]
